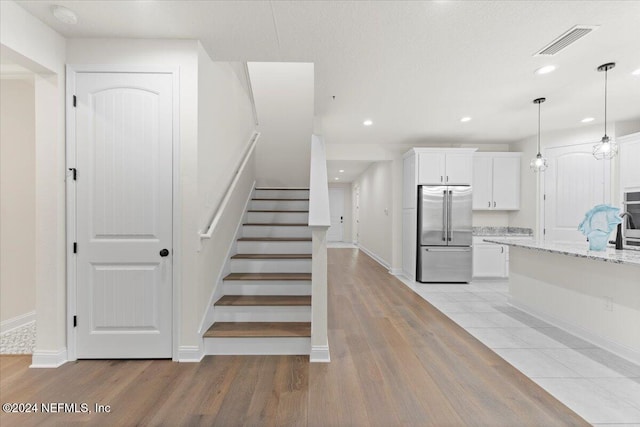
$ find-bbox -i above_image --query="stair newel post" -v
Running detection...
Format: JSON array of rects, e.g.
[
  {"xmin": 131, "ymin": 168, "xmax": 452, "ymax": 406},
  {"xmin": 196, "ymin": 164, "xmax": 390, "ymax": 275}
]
[{"xmin": 308, "ymin": 134, "xmax": 331, "ymax": 362}]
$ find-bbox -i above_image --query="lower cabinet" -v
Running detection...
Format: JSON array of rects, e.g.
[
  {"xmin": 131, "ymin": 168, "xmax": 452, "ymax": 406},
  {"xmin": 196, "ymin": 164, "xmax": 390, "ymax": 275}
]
[{"xmin": 473, "ymin": 240, "xmax": 508, "ymax": 278}]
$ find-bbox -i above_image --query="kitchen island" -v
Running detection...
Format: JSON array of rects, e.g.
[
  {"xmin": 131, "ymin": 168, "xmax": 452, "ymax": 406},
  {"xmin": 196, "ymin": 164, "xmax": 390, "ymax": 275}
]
[{"xmin": 484, "ymin": 238, "xmax": 640, "ymax": 364}]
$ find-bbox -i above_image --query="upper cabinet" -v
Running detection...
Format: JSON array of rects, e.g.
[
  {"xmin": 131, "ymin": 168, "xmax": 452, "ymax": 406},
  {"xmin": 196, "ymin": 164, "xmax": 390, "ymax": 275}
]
[
  {"xmin": 619, "ymin": 133, "xmax": 640, "ymax": 191},
  {"xmin": 472, "ymin": 152, "xmax": 521, "ymax": 210},
  {"xmin": 417, "ymin": 149, "xmax": 475, "ymax": 185}
]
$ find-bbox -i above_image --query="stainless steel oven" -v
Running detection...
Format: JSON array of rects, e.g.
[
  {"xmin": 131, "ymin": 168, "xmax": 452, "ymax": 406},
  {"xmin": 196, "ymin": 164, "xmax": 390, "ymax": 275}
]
[{"xmin": 622, "ymin": 191, "xmax": 640, "ymax": 244}]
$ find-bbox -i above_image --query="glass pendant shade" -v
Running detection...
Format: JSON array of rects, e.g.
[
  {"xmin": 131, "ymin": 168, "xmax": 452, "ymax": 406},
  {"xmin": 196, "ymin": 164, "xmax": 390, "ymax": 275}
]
[
  {"xmin": 593, "ymin": 62, "xmax": 617, "ymax": 160},
  {"xmin": 530, "ymin": 97, "xmax": 548, "ymax": 173}
]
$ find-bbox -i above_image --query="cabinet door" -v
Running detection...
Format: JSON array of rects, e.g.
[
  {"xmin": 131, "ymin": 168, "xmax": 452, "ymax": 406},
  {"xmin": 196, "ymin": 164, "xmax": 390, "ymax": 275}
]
[
  {"xmin": 445, "ymin": 154, "xmax": 473, "ymax": 185},
  {"xmin": 418, "ymin": 153, "xmax": 446, "ymax": 184},
  {"xmin": 620, "ymin": 139, "xmax": 640, "ymax": 190},
  {"xmin": 472, "ymin": 244, "xmax": 507, "ymax": 278},
  {"xmin": 472, "ymin": 156, "xmax": 493, "ymax": 209},
  {"xmin": 492, "ymin": 156, "xmax": 520, "ymax": 210}
]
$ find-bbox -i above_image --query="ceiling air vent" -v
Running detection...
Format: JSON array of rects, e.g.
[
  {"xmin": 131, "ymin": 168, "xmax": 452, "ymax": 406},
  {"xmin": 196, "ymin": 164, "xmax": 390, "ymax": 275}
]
[{"xmin": 534, "ymin": 25, "xmax": 598, "ymax": 56}]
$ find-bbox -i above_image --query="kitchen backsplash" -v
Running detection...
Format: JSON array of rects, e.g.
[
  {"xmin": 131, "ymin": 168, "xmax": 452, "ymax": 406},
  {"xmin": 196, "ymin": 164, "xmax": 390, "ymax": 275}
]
[{"xmin": 472, "ymin": 226, "xmax": 533, "ymax": 236}]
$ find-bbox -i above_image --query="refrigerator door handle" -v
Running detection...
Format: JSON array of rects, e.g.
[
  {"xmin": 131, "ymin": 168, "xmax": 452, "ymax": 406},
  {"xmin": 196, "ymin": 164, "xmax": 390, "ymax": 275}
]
[
  {"xmin": 442, "ymin": 189, "xmax": 447, "ymax": 241},
  {"xmin": 423, "ymin": 247, "xmax": 472, "ymax": 252},
  {"xmin": 448, "ymin": 190, "xmax": 453, "ymax": 241}
]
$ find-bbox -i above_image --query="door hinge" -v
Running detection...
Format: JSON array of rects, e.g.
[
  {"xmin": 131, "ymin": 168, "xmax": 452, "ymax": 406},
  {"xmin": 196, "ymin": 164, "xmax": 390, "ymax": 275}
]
[
  {"xmin": 543, "ymin": 228, "xmax": 546, "ymax": 235},
  {"xmin": 73, "ymin": 95, "xmax": 77, "ymax": 107},
  {"xmin": 543, "ymin": 194, "xmax": 546, "ymax": 201},
  {"xmin": 73, "ymin": 242, "xmax": 77, "ymax": 253},
  {"xmin": 73, "ymin": 315, "xmax": 77, "ymax": 327},
  {"xmin": 69, "ymin": 168, "xmax": 77, "ymax": 180}
]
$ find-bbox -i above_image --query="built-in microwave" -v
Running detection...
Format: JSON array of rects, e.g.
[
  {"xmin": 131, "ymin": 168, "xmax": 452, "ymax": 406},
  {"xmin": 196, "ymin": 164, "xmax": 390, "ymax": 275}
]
[{"xmin": 622, "ymin": 191, "xmax": 640, "ymax": 244}]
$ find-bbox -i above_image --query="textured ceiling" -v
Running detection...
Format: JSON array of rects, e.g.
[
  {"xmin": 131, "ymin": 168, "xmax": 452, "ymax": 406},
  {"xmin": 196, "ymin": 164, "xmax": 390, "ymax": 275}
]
[{"xmin": 15, "ymin": 1, "xmax": 640, "ymax": 145}]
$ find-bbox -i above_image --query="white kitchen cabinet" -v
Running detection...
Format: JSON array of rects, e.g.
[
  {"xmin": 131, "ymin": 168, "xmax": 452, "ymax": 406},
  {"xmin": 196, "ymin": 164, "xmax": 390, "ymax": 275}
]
[
  {"xmin": 417, "ymin": 151, "xmax": 474, "ymax": 185},
  {"xmin": 472, "ymin": 239, "xmax": 508, "ymax": 278},
  {"xmin": 619, "ymin": 133, "xmax": 640, "ymax": 191},
  {"xmin": 472, "ymin": 153, "xmax": 521, "ymax": 210}
]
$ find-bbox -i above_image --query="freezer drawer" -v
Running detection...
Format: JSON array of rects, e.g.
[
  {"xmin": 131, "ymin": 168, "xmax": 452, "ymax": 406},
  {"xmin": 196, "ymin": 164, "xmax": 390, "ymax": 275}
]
[{"xmin": 418, "ymin": 246, "xmax": 472, "ymax": 283}]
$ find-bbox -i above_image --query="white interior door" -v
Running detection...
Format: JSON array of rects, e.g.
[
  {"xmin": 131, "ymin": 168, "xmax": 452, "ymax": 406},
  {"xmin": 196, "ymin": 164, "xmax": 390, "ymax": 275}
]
[
  {"xmin": 328, "ymin": 187, "xmax": 345, "ymax": 242},
  {"xmin": 544, "ymin": 143, "xmax": 610, "ymax": 243},
  {"xmin": 74, "ymin": 72, "xmax": 173, "ymax": 358}
]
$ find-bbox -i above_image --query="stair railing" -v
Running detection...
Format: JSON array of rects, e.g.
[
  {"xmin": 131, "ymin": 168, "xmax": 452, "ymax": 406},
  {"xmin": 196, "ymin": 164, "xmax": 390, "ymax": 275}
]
[
  {"xmin": 308, "ymin": 134, "xmax": 331, "ymax": 362},
  {"xmin": 199, "ymin": 131, "xmax": 261, "ymax": 249}
]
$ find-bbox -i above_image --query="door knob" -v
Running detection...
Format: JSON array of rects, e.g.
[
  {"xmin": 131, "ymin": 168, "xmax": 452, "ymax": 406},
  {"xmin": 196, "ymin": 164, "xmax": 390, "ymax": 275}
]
[{"xmin": 159, "ymin": 249, "xmax": 170, "ymax": 257}]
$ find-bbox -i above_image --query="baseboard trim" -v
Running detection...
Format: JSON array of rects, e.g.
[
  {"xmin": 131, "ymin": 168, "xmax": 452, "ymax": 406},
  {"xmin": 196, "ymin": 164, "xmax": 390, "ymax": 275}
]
[
  {"xmin": 1, "ymin": 311, "xmax": 35, "ymax": 334},
  {"xmin": 30, "ymin": 348, "xmax": 68, "ymax": 368},
  {"xmin": 357, "ymin": 245, "xmax": 391, "ymax": 270},
  {"xmin": 177, "ymin": 345, "xmax": 204, "ymax": 362},
  {"xmin": 310, "ymin": 344, "xmax": 330, "ymax": 363},
  {"xmin": 388, "ymin": 268, "xmax": 403, "ymax": 276},
  {"xmin": 509, "ymin": 298, "xmax": 640, "ymax": 367}
]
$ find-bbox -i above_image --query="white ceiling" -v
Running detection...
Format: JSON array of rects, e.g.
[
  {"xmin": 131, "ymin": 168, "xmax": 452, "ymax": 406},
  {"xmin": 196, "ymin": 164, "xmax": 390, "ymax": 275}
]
[
  {"xmin": 327, "ymin": 160, "xmax": 373, "ymax": 183},
  {"xmin": 15, "ymin": 1, "xmax": 640, "ymax": 146}
]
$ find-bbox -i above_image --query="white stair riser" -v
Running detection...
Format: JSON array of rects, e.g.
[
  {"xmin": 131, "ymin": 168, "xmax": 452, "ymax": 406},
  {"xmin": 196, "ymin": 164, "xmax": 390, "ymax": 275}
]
[
  {"xmin": 242, "ymin": 225, "xmax": 311, "ymax": 238},
  {"xmin": 237, "ymin": 241, "xmax": 312, "ymax": 254},
  {"xmin": 250, "ymin": 200, "xmax": 309, "ymax": 211},
  {"xmin": 214, "ymin": 306, "xmax": 311, "ymax": 322},
  {"xmin": 204, "ymin": 337, "xmax": 310, "ymax": 355},
  {"xmin": 254, "ymin": 190, "xmax": 309, "ymax": 199},
  {"xmin": 223, "ymin": 282, "xmax": 311, "ymax": 296},
  {"xmin": 247, "ymin": 211, "xmax": 308, "ymax": 223},
  {"xmin": 230, "ymin": 258, "xmax": 311, "ymax": 273}
]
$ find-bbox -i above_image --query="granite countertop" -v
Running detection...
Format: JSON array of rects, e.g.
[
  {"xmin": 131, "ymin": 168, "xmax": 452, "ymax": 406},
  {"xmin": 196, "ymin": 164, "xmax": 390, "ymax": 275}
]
[
  {"xmin": 483, "ymin": 238, "xmax": 640, "ymax": 267},
  {"xmin": 472, "ymin": 227, "xmax": 533, "ymax": 237}
]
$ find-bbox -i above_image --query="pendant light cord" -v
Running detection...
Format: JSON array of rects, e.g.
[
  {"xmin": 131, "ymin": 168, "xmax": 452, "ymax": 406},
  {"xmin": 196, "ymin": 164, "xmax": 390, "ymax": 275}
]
[
  {"xmin": 537, "ymin": 101, "xmax": 541, "ymax": 153},
  {"xmin": 604, "ymin": 68, "xmax": 608, "ymax": 136}
]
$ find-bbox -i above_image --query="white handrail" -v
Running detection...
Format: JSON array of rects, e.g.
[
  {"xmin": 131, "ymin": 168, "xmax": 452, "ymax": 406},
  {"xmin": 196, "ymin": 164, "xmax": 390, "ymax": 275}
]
[
  {"xmin": 308, "ymin": 134, "xmax": 331, "ymax": 227},
  {"xmin": 199, "ymin": 131, "xmax": 260, "ymax": 241}
]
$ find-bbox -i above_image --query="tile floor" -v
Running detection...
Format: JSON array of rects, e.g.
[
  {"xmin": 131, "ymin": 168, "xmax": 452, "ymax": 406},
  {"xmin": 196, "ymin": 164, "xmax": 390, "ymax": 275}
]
[{"xmin": 397, "ymin": 278, "xmax": 640, "ymax": 426}]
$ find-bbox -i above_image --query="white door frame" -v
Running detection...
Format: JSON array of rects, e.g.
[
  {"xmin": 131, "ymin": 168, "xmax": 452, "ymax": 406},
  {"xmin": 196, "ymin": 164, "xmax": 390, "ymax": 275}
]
[
  {"xmin": 539, "ymin": 140, "xmax": 611, "ymax": 242},
  {"xmin": 65, "ymin": 65, "xmax": 181, "ymax": 361}
]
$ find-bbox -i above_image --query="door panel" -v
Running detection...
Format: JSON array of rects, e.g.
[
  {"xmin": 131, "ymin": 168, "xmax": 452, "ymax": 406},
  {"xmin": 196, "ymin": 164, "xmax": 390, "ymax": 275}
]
[
  {"xmin": 75, "ymin": 72, "xmax": 173, "ymax": 358},
  {"xmin": 445, "ymin": 154, "xmax": 473, "ymax": 185},
  {"xmin": 449, "ymin": 186, "xmax": 472, "ymax": 246},
  {"xmin": 418, "ymin": 247, "xmax": 472, "ymax": 283},
  {"xmin": 328, "ymin": 187, "xmax": 344, "ymax": 242},
  {"xmin": 544, "ymin": 144, "xmax": 610, "ymax": 243},
  {"xmin": 492, "ymin": 157, "xmax": 520, "ymax": 210},
  {"xmin": 419, "ymin": 186, "xmax": 447, "ymax": 246},
  {"xmin": 472, "ymin": 156, "xmax": 493, "ymax": 209}
]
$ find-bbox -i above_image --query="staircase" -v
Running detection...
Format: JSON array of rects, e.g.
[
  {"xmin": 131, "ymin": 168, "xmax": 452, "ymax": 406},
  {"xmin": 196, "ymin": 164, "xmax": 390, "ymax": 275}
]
[{"xmin": 204, "ymin": 188, "xmax": 312, "ymax": 355}]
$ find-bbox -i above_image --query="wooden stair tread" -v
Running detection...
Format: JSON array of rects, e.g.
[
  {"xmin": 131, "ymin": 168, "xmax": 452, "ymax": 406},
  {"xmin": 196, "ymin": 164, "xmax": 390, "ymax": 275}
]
[
  {"xmin": 237, "ymin": 237, "xmax": 311, "ymax": 242},
  {"xmin": 251, "ymin": 198, "xmax": 309, "ymax": 201},
  {"xmin": 231, "ymin": 254, "xmax": 312, "ymax": 259},
  {"xmin": 248, "ymin": 210, "xmax": 309, "ymax": 213},
  {"xmin": 224, "ymin": 273, "xmax": 311, "ymax": 281},
  {"xmin": 243, "ymin": 222, "xmax": 308, "ymax": 226},
  {"xmin": 215, "ymin": 295, "xmax": 311, "ymax": 306},
  {"xmin": 205, "ymin": 322, "xmax": 311, "ymax": 338},
  {"xmin": 255, "ymin": 187, "xmax": 309, "ymax": 190}
]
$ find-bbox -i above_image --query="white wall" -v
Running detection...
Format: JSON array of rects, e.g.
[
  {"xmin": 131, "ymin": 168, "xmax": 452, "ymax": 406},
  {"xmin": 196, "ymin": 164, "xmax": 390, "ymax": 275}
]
[
  {"xmin": 195, "ymin": 45, "xmax": 256, "ymax": 342},
  {"xmin": 508, "ymin": 119, "xmax": 640, "ymax": 234},
  {"xmin": 0, "ymin": 77, "xmax": 36, "ymax": 324},
  {"xmin": 1, "ymin": 0, "xmax": 66, "ymax": 365},
  {"xmin": 248, "ymin": 62, "xmax": 314, "ymax": 187},
  {"xmin": 328, "ymin": 183, "xmax": 352, "ymax": 242},
  {"xmin": 352, "ymin": 161, "xmax": 393, "ymax": 266}
]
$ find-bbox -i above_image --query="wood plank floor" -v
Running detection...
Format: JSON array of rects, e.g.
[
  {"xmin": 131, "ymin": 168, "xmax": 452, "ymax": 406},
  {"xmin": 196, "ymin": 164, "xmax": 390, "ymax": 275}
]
[{"xmin": 0, "ymin": 248, "xmax": 588, "ymax": 426}]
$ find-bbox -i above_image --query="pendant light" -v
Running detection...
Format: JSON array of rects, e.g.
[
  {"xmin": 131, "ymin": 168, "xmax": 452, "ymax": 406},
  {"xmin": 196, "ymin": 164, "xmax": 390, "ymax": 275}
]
[
  {"xmin": 593, "ymin": 62, "xmax": 618, "ymax": 160},
  {"xmin": 530, "ymin": 97, "xmax": 548, "ymax": 172}
]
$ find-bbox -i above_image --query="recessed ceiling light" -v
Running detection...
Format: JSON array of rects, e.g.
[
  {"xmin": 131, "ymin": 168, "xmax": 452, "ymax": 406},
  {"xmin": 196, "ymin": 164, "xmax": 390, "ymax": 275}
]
[
  {"xmin": 581, "ymin": 117, "xmax": 595, "ymax": 123},
  {"xmin": 535, "ymin": 65, "xmax": 557, "ymax": 75},
  {"xmin": 460, "ymin": 117, "xmax": 472, "ymax": 122},
  {"xmin": 363, "ymin": 119, "xmax": 373, "ymax": 126},
  {"xmin": 632, "ymin": 68, "xmax": 640, "ymax": 76},
  {"xmin": 51, "ymin": 5, "xmax": 78, "ymax": 24},
  {"xmin": 339, "ymin": 169, "xmax": 344, "ymax": 173}
]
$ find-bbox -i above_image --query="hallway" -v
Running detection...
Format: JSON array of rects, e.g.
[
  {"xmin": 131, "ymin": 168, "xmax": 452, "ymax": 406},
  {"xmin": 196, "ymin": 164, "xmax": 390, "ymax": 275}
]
[{"xmin": 0, "ymin": 249, "xmax": 587, "ymax": 426}]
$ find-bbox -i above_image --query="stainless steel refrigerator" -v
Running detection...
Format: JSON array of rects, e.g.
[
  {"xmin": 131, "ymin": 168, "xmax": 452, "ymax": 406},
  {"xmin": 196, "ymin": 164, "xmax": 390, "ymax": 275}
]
[{"xmin": 417, "ymin": 185, "xmax": 472, "ymax": 283}]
